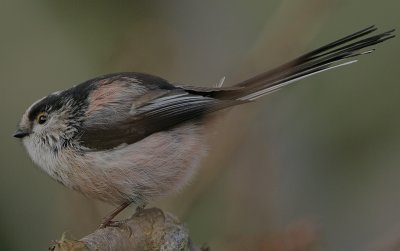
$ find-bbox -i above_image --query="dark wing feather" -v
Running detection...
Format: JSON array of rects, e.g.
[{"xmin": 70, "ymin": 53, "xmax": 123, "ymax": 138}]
[{"xmin": 79, "ymin": 81, "xmax": 243, "ymax": 150}]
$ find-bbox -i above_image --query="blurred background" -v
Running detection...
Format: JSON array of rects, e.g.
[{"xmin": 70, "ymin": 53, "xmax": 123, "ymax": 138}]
[{"xmin": 1, "ymin": 0, "xmax": 399, "ymax": 250}]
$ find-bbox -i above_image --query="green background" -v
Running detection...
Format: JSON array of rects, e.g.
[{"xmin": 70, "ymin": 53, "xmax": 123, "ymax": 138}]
[{"xmin": 0, "ymin": 1, "xmax": 399, "ymax": 250}]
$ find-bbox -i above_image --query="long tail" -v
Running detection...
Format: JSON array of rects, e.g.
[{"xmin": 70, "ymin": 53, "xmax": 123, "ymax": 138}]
[{"xmin": 227, "ymin": 26, "xmax": 394, "ymax": 101}]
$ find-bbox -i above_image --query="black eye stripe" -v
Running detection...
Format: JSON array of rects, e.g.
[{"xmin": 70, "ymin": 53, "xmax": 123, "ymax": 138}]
[
  {"xmin": 27, "ymin": 80, "xmax": 96, "ymax": 122},
  {"xmin": 28, "ymin": 96, "xmax": 60, "ymax": 121}
]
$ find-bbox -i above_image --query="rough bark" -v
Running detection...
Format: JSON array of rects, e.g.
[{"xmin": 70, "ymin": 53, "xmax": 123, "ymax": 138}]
[{"xmin": 49, "ymin": 208, "xmax": 206, "ymax": 251}]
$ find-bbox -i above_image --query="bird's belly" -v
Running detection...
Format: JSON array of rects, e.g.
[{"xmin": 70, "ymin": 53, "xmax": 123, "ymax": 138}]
[{"xmin": 68, "ymin": 123, "xmax": 207, "ymax": 205}]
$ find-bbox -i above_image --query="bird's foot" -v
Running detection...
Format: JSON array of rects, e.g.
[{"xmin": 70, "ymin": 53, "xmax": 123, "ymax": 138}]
[{"xmin": 98, "ymin": 220, "xmax": 132, "ymax": 236}]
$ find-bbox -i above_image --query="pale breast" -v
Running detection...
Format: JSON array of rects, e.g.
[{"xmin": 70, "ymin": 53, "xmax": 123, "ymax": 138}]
[
  {"xmin": 65, "ymin": 122, "xmax": 207, "ymax": 205},
  {"xmin": 23, "ymin": 136, "xmax": 76, "ymax": 187}
]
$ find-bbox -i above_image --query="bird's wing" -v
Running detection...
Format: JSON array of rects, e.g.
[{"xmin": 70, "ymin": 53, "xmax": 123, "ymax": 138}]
[
  {"xmin": 78, "ymin": 73, "xmax": 242, "ymax": 150},
  {"xmin": 78, "ymin": 27, "xmax": 395, "ymax": 150}
]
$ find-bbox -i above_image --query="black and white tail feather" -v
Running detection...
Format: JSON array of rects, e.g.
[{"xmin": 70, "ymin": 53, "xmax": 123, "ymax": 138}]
[{"xmin": 191, "ymin": 26, "xmax": 395, "ymax": 102}]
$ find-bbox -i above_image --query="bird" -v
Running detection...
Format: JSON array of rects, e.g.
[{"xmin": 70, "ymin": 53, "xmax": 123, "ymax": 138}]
[{"xmin": 13, "ymin": 26, "xmax": 394, "ymax": 227}]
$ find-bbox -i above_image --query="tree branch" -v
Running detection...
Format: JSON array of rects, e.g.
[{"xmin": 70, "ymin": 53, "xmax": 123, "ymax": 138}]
[{"xmin": 49, "ymin": 208, "xmax": 206, "ymax": 251}]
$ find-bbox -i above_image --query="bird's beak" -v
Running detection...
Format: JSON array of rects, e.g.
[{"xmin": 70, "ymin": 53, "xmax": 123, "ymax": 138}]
[{"xmin": 13, "ymin": 128, "xmax": 30, "ymax": 138}]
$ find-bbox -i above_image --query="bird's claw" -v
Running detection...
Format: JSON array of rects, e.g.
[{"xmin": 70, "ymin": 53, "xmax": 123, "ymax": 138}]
[{"xmin": 98, "ymin": 220, "xmax": 133, "ymax": 236}]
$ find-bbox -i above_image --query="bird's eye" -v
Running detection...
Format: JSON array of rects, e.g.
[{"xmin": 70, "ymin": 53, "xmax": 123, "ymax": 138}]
[{"xmin": 37, "ymin": 113, "xmax": 48, "ymax": 125}]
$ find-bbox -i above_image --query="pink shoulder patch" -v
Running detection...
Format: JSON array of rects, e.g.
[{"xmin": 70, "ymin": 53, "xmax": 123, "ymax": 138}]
[{"xmin": 86, "ymin": 80, "xmax": 126, "ymax": 115}]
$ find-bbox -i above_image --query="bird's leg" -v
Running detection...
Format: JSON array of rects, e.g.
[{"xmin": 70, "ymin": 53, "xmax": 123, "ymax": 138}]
[
  {"xmin": 99, "ymin": 201, "xmax": 132, "ymax": 228},
  {"xmin": 103, "ymin": 204, "xmax": 148, "ymax": 235}
]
